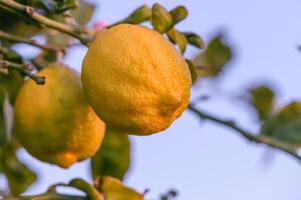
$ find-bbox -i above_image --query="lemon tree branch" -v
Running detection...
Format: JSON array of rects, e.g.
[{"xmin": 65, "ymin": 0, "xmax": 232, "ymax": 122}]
[
  {"xmin": 0, "ymin": 0, "xmax": 92, "ymax": 46},
  {"xmin": 188, "ymin": 104, "xmax": 301, "ymax": 163},
  {"xmin": 0, "ymin": 60, "xmax": 45, "ymax": 84},
  {"xmin": 0, "ymin": 30, "xmax": 63, "ymax": 52}
]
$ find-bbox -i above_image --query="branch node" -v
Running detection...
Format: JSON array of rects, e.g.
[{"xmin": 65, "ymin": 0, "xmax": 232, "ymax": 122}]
[{"xmin": 25, "ymin": 6, "xmax": 35, "ymax": 15}]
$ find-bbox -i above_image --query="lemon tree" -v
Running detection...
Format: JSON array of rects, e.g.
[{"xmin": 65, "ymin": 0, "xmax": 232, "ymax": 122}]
[{"xmin": 0, "ymin": 1, "xmax": 300, "ymax": 200}]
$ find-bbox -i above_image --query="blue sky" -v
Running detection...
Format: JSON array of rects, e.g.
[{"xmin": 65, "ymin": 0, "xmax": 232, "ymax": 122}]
[{"xmin": 5, "ymin": 0, "xmax": 301, "ymax": 199}]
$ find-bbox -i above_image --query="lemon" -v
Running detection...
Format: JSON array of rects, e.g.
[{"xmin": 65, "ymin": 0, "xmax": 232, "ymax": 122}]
[
  {"xmin": 82, "ymin": 24, "xmax": 191, "ymax": 135},
  {"xmin": 13, "ymin": 63, "xmax": 105, "ymax": 168}
]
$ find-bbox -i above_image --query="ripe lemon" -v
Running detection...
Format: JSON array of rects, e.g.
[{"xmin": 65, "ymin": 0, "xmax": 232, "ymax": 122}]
[
  {"xmin": 82, "ymin": 24, "xmax": 191, "ymax": 135},
  {"xmin": 13, "ymin": 63, "xmax": 105, "ymax": 168}
]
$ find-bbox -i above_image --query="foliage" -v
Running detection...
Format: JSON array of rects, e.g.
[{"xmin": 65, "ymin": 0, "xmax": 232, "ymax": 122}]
[
  {"xmin": 248, "ymin": 85, "xmax": 276, "ymax": 121},
  {"xmin": 261, "ymin": 102, "xmax": 301, "ymax": 147},
  {"xmin": 91, "ymin": 129, "xmax": 130, "ymax": 180},
  {"xmin": 193, "ymin": 34, "xmax": 232, "ymax": 77},
  {"xmin": 0, "ymin": 0, "xmax": 300, "ymax": 200}
]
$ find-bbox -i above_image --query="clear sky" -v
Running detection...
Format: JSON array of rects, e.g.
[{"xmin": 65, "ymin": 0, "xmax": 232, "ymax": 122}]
[{"xmin": 8, "ymin": 0, "xmax": 301, "ymax": 199}]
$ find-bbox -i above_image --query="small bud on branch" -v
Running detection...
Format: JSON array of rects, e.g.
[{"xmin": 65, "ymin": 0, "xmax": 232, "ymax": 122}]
[{"xmin": 0, "ymin": 60, "xmax": 45, "ymax": 84}]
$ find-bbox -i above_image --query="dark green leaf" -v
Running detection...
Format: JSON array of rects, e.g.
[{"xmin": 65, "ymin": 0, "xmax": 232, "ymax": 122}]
[
  {"xmin": 167, "ymin": 28, "xmax": 188, "ymax": 54},
  {"xmin": 183, "ymin": 32, "xmax": 205, "ymax": 49},
  {"xmin": 52, "ymin": 0, "xmax": 78, "ymax": 13},
  {"xmin": 249, "ymin": 86, "xmax": 275, "ymax": 121},
  {"xmin": 0, "ymin": 88, "xmax": 6, "ymax": 146},
  {"xmin": 185, "ymin": 59, "xmax": 197, "ymax": 84},
  {"xmin": 31, "ymin": 51, "xmax": 57, "ymax": 70},
  {"xmin": 97, "ymin": 176, "xmax": 144, "ymax": 200},
  {"xmin": 261, "ymin": 102, "xmax": 301, "ymax": 147},
  {"xmin": 151, "ymin": 3, "xmax": 173, "ymax": 34},
  {"xmin": 0, "ymin": 70, "xmax": 24, "ymax": 105},
  {"xmin": 91, "ymin": 129, "xmax": 130, "ymax": 180},
  {"xmin": 169, "ymin": 5, "xmax": 188, "ymax": 25},
  {"xmin": 0, "ymin": 6, "xmax": 39, "ymax": 40},
  {"xmin": 0, "ymin": 46, "xmax": 23, "ymax": 63},
  {"xmin": 1, "ymin": 146, "xmax": 37, "ymax": 195},
  {"xmin": 193, "ymin": 34, "xmax": 232, "ymax": 77}
]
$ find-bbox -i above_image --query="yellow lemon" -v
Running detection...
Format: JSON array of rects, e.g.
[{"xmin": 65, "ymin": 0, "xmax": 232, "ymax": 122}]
[
  {"xmin": 13, "ymin": 63, "xmax": 105, "ymax": 168},
  {"xmin": 82, "ymin": 24, "xmax": 191, "ymax": 135}
]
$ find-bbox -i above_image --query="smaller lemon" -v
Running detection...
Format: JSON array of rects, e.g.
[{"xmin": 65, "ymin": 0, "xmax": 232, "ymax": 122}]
[{"xmin": 13, "ymin": 63, "xmax": 105, "ymax": 168}]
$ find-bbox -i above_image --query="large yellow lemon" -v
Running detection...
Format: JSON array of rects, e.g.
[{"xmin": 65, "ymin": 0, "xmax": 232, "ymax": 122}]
[
  {"xmin": 13, "ymin": 63, "xmax": 105, "ymax": 168},
  {"xmin": 82, "ymin": 24, "xmax": 191, "ymax": 135}
]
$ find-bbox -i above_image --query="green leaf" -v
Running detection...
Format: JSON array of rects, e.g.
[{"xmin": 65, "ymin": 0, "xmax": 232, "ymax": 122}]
[
  {"xmin": 0, "ymin": 6, "xmax": 39, "ymax": 40},
  {"xmin": 1, "ymin": 146, "xmax": 37, "ymax": 195},
  {"xmin": 111, "ymin": 5, "xmax": 151, "ymax": 26},
  {"xmin": 151, "ymin": 3, "xmax": 174, "ymax": 34},
  {"xmin": 0, "ymin": 88, "xmax": 6, "ymax": 147},
  {"xmin": 31, "ymin": 51, "xmax": 57, "ymax": 70},
  {"xmin": 193, "ymin": 34, "xmax": 232, "ymax": 77},
  {"xmin": 69, "ymin": 178, "xmax": 103, "ymax": 200},
  {"xmin": 2, "ymin": 48, "xmax": 23, "ymax": 63},
  {"xmin": 183, "ymin": 32, "xmax": 205, "ymax": 49},
  {"xmin": 97, "ymin": 176, "xmax": 144, "ymax": 200},
  {"xmin": 0, "ymin": 70, "xmax": 24, "ymax": 105},
  {"xmin": 261, "ymin": 101, "xmax": 301, "ymax": 147},
  {"xmin": 0, "ymin": 86, "xmax": 5, "ymax": 107},
  {"xmin": 46, "ymin": 30, "xmax": 73, "ymax": 48},
  {"xmin": 71, "ymin": 0, "xmax": 95, "ymax": 26},
  {"xmin": 185, "ymin": 59, "xmax": 197, "ymax": 84},
  {"xmin": 167, "ymin": 28, "xmax": 188, "ymax": 54},
  {"xmin": 169, "ymin": 5, "xmax": 188, "ymax": 25},
  {"xmin": 91, "ymin": 129, "xmax": 130, "ymax": 180},
  {"xmin": 249, "ymin": 86, "xmax": 275, "ymax": 121}
]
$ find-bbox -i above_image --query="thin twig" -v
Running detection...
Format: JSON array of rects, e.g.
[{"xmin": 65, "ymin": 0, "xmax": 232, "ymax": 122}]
[
  {"xmin": 0, "ymin": 30, "xmax": 62, "ymax": 52},
  {"xmin": 188, "ymin": 104, "xmax": 301, "ymax": 163},
  {"xmin": 0, "ymin": 60, "xmax": 45, "ymax": 84},
  {"xmin": 0, "ymin": 0, "xmax": 92, "ymax": 46}
]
